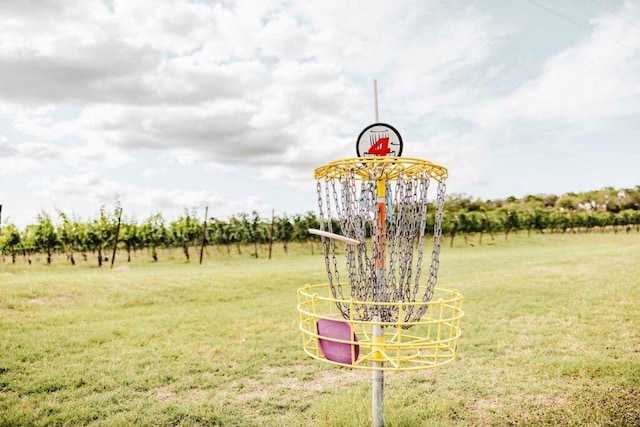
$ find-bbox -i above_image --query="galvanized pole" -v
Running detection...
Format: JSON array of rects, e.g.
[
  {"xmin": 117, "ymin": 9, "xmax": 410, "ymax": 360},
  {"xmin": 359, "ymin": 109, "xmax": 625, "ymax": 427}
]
[
  {"xmin": 374, "ymin": 80, "xmax": 379, "ymax": 124},
  {"xmin": 372, "ymin": 79, "xmax": 385, "ymax": 427}
]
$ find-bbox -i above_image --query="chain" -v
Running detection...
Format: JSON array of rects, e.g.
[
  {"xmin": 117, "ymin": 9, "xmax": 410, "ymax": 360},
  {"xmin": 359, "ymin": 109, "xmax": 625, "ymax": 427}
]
[
  {"xmin": 316, "ymin": 163, "xmax": 447, "ymax": 325},
  {"xmin": 340, "ymin": 173, "xmax": 357, "ymax": 287},
  {"xmin": 356, "ymin": 180, "xmax": 374, "ymax": 320},
  {"xmin": 386, "ymin": 179, "xmax": 400, "ymax": 301},
  {"xmin": 413, "ymin": 178, "xmax": 446, "ymax": 323},
  {"xmin": 414, "ymin": 176, "xmax": 429, "ymax": 284},
  {"xmin": 327, "ymin": 178, "xmax": 346, "ymax": 303},
  {"xmin": 319, "ymin": 178, "xmax": 350, "ymax": 317},
  {"xmin": 394, "ymin": 177, "xmax": 417, "ymax": 320},
  {"xmin": 317, "ymin": 179, "xmax": 332, "ymax": 289},
  {"xmin": 428, "ymin": 179, "xmax": 446, "ymax": 295}
]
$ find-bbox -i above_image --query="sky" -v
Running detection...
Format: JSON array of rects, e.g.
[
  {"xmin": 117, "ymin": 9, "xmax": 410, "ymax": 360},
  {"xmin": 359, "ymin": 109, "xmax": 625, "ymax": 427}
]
[{"xmin": 1, "ymin": 0, "xmax": 639, "ymax": 228}]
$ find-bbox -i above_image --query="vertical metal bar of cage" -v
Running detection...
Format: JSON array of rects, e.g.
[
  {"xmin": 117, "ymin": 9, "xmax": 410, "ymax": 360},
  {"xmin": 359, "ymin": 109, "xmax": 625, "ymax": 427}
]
[{"xmin": 434, "ymin": 300, "xmax": 445, "ymax": 365}]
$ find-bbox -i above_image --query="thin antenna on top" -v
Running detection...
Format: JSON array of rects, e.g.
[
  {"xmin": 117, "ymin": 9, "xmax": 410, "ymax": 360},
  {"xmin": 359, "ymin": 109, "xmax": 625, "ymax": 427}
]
[{"xmin": 373, "ymin": 79, "xmax": 379, "ymax": 122}]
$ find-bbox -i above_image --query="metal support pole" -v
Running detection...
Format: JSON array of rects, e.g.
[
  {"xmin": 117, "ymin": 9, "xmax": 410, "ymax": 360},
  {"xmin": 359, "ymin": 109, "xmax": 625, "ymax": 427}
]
[
  {"xmin": 372, "ymin": 176, "xmax": 386, "ymax": 427},
  {"xmin": 374, "ymin": 79, "xmax": 379, "ymax": 122},
  {"xmin": 371, "ymin": 79, "xmax": 385, "ymax": 427},
  {"xmin": 372, "ymin": 321, "xmax": 384, "ymax": 427}
]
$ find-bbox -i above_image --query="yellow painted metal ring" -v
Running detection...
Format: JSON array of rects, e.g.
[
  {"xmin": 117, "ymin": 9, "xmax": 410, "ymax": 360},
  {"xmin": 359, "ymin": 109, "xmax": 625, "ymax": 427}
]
[{"xmin": 313, "ymin": 157, "xmax": 448, "ymax": 182}]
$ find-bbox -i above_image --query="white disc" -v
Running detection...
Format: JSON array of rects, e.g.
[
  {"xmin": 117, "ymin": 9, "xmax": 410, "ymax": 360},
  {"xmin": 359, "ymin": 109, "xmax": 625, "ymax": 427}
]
[{"xmin": 308, "ymin": 228, "xmax": 360, "ymax": 245}]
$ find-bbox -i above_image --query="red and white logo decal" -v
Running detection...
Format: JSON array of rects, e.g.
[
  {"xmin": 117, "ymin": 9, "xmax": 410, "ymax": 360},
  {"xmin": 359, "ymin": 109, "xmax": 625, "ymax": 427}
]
[{"xmin": 356, "ymin": 123, "xmax": 403, "ymax": 157}]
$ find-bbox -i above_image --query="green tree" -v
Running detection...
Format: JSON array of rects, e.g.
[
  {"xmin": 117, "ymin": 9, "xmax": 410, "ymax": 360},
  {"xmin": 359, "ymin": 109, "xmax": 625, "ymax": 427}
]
[
  {"xmin": 632, "ymin": 210, "xmax": 640, "ymax": 233},
  {"xmin": 275, "ymin": 215, "xmax": 294, "ymax": 254},
  {"xmin": 620, "ymin": 186, "xmax": 640, "ymax": 210},
  {"xmin": 20, "ymin": 225, "xmax": 37, "ymax": 264},
  {"xmin": 441, "ymin": 211, "xmax": 458, "ymax": 248},
  {"xmin": 457, "ymin": 212, "xmax": 475, "ymax": 245},
  {"xmin": 477, "ymin": 213, "xmax": 492, "ymax": 245},
  {"xmin": 592, "ymin": 212, "xmax": 608, "ymax": 233},
  {"xmin": 555, "ymin": 212, "xmax": 571, "ymax": 234},
  {"xmin": 532, "ymin": 209, "xmax": 548, "ymax": 234},
  {"xmin": 556, "ymin": 194, "xmax": 579, "ymax": 211},
  {"xmin": 208, "ymin": 218, "xmax": 232, "ymax": 255},
  {"xmin": 119, "ymin": 221, "xmax": 141, "ymax": 262},
  {"xmin": 57, "ymin": 212, "xmax": 82, "ymax": 265},
  {"xmin": 247, "ymin": 211, "xmax": 265, "ymax": 258},
  {"xmin": 524, "ymin": 211, "xmax": 535, "ymax": 237},
  {"xmin": 141, "ymin": 213, "xmax": 167, "ymax": 262},
  {"xmin": 607, "ymin": 212, "xmax": 620, "ymax": 233},
  {"xmin": 34, "ymin": 212, "xmax": 59, "ymax": 264},
  {"xmin": 500, "ymin": 209, "xmax": 520, "ymax": 241},
  {"xmin": 291, "ymin": 214, "xmax": 306, "ymax": 244},
  {"xmin": 585, "ymin": 211, "xmax": 600, "ymax": 233},
  {"xmin": 0, "ymin": 224, "xmax": 21, "ymax": 264},
  {"xmin": 229, "ymin": 214, "xmax": 248, "ymax": 255},
  {"xmin": 170, "ymin": 210, "xmax": 202, "ymax": 262},
  {"xmin": 569, "ymin": 212, "xmax": 587, "ymax": 233},
  {"xmin": 290, "ymin": 212, "xmax": 321, "ymax": 254},
  {"xmin": 73, "ymin": 222, "xmax": 91, "ymax": 261},
  {"xmin": 619, "ymin": 210, "xmax": 633, "ymax": 233},
  {"xmin": 88, "ymin": 207, "xmax": 117, "ymax": 267}
]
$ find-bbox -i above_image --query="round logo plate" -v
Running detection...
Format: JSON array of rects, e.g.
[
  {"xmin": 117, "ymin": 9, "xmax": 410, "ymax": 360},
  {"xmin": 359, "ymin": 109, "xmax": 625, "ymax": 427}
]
[{"xmin": 356, "ymin": 123, "xmax": 403, "ymax": 157}]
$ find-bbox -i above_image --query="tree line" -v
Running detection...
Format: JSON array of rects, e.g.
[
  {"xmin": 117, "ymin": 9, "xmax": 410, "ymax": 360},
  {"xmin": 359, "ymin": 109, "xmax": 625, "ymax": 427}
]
[
  {"xmin": 0, "ymin": 207, "xmax": 322, "ymax": 266},
  {"xmin": 0, "ymin": 185, "xmax": 639, "ymax": 265}
]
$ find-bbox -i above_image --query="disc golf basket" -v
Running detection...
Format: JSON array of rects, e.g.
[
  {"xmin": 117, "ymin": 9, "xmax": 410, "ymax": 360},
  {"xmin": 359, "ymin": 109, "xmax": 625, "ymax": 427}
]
[
  {"xmin": 297, "ymin": 82, "xmax": 463, "ymax": 426},
  {"xmin": 297, "ymin": 157, "xmax": 463, "ymax": 371}
]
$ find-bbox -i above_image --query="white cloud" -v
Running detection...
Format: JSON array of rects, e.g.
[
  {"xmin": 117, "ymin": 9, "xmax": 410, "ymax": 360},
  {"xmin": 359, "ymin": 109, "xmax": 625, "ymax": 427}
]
[
  {"xmin": 0, "ymin": 0, "xmax": 508, "ymax": 189},
  {"xmin": 469, "ymin": 1, "xmax": 640, "ymax": 127},
  {"xmin": 0, "ymin": 137, "xmax": 130, "ymax": 174},
  {"xmin": 113, "ymin": 0, "xmax": 217, "ymax": 54},
  {"xmin": 28, "ymin": 171, "xmax": 272, "ymax": 222},
  {"xmin": 3, "ymin": 0, "xmax": 637, "ymax": 225}
]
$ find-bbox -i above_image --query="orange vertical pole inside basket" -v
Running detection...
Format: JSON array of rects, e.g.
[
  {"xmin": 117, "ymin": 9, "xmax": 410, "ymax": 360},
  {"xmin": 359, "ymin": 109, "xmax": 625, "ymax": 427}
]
[{"xmin": 375, "ymin": 179, "xmax": 386, "ymax": 269}]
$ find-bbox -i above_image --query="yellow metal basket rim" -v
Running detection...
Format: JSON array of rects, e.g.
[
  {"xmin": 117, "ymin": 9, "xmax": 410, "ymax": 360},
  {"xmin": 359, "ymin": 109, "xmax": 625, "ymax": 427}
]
[
  {"xmin": 313, "ymin": 157, "xmax": 448, "ymax": 182},
  {"xmin": 299, "ymin": 284, "xmax": 462, "ymax": 306}
]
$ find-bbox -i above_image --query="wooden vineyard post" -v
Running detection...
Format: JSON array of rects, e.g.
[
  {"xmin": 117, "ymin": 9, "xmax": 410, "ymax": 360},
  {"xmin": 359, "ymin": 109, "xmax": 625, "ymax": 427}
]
[
  {"xmin": 110, "ymin": 207, "xmax": 122, "ymax": 269},
  {"xmin": 268, "ymin": 209, "xmax": 275, "ymax": 260},
  {"xmin": 199, "ymin": 207, "xmax": 208, "ymax": 265}
]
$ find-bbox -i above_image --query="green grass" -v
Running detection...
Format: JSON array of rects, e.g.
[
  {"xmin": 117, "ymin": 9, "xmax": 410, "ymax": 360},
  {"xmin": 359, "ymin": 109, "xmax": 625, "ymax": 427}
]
[{"xmin": 1, "ymin": 233, "xmax": 639, "ymax": 426}]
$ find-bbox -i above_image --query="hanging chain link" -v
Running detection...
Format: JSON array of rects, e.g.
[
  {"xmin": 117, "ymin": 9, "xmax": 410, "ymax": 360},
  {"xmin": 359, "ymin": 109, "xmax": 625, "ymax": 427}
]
[
  {"xmin": 315, "ymin": 160, "xmax": 447, "ymax": 325},
  {"xmin": 413, "ymin": 178, "xmax": 446, "ymax": 323}
]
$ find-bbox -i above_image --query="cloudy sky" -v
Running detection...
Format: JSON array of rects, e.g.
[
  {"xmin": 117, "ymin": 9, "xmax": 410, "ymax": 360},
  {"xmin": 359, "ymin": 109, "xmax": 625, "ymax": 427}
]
[{"xmin": 1, "ymin": 0, "xmax": 639, "ymax": 227}]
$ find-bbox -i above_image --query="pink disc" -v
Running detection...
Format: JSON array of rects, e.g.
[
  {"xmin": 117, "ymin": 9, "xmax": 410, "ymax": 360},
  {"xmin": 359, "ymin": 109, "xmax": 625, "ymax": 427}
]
[{"xmin": 317, "ymin": 318, "xmax": 359, "ymax": 364}]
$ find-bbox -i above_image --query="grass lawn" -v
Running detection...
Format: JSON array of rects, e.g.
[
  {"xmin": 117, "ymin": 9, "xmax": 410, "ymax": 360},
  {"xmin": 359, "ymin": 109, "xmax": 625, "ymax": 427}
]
[{"xmin": 1, "ymin": 233, "xmax": 639, "ymax": 426}]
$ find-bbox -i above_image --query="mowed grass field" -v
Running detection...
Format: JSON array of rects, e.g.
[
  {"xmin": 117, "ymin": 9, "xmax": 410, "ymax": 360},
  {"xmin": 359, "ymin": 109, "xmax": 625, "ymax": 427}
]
[{"xmin": 1, "ymin": 233, "xmax": 639, "ymax": 426}]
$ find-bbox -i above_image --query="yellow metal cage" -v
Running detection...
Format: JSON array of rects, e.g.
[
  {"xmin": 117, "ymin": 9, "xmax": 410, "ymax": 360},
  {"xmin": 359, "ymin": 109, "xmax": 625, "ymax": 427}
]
[{"xmin": 297, "ymin": 284, "xmax": 463, "ymax": 371}]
